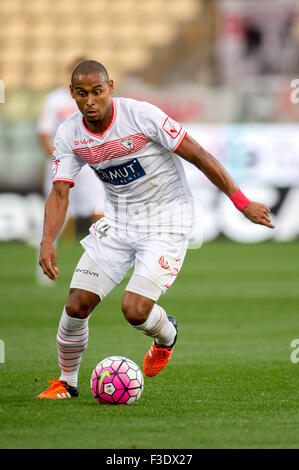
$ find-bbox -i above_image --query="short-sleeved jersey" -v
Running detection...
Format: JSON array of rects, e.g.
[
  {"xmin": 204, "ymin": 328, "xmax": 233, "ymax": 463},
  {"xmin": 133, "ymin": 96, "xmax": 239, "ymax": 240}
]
[{"xmin": 52, "ymin": 97, "xmax": 194, "ymax": 235}]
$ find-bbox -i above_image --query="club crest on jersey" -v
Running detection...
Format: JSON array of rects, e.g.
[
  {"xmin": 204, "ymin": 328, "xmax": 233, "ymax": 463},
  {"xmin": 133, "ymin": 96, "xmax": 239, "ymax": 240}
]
[
  {"xmin": 120, "ymin": 137, "xmax": 134, "ymax": 152},
  {"xmin": 162, "ymin": 117, "xmax": 182, "ymax": 139},
  {"xmin": 158, "ymin": 256, "xmax": 170, "ymax": 270}
]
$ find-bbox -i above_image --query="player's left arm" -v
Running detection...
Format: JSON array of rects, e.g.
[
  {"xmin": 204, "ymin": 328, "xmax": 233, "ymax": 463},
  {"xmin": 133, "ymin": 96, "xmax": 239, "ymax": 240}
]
[{"xmin": 175, "ymin": 133, "xmax": 275, "ymax": 229}]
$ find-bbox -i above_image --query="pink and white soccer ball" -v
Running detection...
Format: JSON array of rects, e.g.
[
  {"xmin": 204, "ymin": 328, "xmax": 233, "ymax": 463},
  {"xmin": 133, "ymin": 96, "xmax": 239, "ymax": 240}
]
[{"xmin": 91, "ymin": 356, "xmax": 144, "ymax": 405}]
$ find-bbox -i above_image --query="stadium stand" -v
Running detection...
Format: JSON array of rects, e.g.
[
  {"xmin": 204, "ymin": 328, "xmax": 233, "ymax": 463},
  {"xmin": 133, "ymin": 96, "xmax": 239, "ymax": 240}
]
[
  {"xmin": 0, "ymin": 0, "xmax": 205, "ymax": 190},
  {"xmin": 0, "ymin": 0, "xmax": 202, "ymax": 94}
]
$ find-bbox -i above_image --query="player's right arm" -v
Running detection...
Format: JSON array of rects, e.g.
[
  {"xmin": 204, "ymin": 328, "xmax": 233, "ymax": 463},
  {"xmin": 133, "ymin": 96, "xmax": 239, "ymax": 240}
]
[
  {"xmin": 176, "ymin": 134, "xmax": 274, "ymax": 229},
  {"xmin": 40, "ymin": 118, "xmax": 86, "ymax": 279},
  {"xmin": 39, "ymin": 182, "xmax": 71, "ymax": 280}
]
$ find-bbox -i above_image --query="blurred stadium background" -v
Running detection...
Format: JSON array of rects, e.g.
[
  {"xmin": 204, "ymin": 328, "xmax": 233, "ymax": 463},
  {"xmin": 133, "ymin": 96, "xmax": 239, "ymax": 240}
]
[{"xmin": 0, "ymin": 0, "xmax": 299, "ymax": 244}]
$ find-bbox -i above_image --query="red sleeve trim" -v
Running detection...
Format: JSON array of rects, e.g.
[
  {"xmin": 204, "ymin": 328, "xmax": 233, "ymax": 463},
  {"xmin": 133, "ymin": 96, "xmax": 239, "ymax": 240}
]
[
  {"xmin": 53, "ymin": 178, "xmax": 75, "ymax": 188},
  {"xmin": 173, "ymin": 130, "xmax": 187, "ymax": 152}
]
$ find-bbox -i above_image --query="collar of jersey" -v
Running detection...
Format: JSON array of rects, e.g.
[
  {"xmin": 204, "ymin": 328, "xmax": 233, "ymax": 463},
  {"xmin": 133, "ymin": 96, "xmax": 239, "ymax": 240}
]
[{"xmin": 81, "ymin": 99, "xmax": 116, "ymax": 139}]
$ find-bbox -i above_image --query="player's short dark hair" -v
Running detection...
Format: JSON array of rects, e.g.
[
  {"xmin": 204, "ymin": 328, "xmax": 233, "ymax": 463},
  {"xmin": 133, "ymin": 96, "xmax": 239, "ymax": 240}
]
[{"xmin": 71, "ymin": 60, "xmax": 109, "ymax": 84}]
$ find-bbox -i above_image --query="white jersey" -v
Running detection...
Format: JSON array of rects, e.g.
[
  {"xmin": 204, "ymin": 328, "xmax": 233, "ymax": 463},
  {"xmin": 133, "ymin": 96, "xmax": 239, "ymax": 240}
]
[{"xmin": 52, "ymin": 97, "xmax": 194, "ymax": 235}]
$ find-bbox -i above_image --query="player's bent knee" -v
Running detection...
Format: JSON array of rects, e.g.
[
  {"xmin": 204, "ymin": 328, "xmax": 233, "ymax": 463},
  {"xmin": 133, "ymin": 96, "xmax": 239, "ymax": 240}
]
[
  {"xmin": 65, "ymin": 288, "xmax": 100, "ymax": 319},
  {"xmin": 70, "ymin": 251, "xmax": 117, "ymax": 300},
  {"xmin": 121, "ymin": 293, "xmax": 154, "ymax": 326}
]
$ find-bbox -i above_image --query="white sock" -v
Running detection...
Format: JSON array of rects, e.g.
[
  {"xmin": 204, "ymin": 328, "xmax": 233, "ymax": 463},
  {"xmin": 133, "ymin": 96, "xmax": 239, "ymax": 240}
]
[
  {"xmin": 56, "ymin": 307, "xmax": 89, "ymax": 388},
  {"xmin": 133, "ymin": 304, "xmax": 176, "ymax": 347}
]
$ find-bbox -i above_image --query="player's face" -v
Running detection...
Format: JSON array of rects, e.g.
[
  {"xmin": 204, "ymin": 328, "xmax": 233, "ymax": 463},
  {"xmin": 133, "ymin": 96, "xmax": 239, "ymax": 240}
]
[{"xmin": 70, "ymin": 72, "xmax": 114, "ymax": 123}]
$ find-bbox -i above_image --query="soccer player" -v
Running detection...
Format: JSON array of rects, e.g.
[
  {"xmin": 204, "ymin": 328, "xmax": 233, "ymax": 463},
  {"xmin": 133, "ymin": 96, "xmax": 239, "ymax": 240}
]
[{"xmin": 37, "ymin": 60, "xmax": 274, "ymax": 399}]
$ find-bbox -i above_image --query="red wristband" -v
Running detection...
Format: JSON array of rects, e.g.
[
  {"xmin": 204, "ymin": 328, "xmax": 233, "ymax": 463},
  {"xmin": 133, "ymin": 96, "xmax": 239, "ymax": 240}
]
[{"xmin": 230, "ymin": 189, "xmax": 250, "ymax": 211}]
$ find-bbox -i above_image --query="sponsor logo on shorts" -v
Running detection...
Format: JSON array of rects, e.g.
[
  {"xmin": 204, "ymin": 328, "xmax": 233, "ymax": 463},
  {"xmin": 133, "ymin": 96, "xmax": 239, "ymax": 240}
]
[
  {"xmin": 158, "ymin": 256, "xmax": 170, "ymax": 270},
  {"xmin": 75, "ymin": 268, "xmax": 99, "ymax": 277},
  {"xmin": 171, "ymin": 267, "xmax": 179, "ymax": 277}
]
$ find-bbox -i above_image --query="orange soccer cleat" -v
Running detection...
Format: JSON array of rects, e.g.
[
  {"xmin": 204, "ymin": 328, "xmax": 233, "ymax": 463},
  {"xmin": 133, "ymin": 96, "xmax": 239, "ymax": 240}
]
[
  {"xmin": 37, "ymin": 379, "xmax": 79, "ymax": 399},
  {"xmin": 143, "ymin": 316, "xmax": 178, "ymax": 377}
]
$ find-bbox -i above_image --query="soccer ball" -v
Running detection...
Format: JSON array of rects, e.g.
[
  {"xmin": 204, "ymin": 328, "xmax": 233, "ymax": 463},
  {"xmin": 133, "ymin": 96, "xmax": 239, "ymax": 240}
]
[{"xmin": 90, "ymin": 356, "xmax": 144, "ymax": 405}]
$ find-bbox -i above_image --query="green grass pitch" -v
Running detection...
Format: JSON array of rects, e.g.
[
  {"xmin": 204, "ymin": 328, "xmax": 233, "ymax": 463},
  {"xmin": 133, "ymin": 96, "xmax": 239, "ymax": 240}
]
[{"xmin": 0, "ymin": 239, "xmax": 298, "ymax": 449}]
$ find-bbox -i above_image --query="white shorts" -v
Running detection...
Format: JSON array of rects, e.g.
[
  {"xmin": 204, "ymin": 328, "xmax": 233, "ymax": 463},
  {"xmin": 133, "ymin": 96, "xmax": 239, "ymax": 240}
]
[
  {"xmin": 71, "ymin": 218, "xmax": 189, "ymax": 300},
  {"xmin": 70, "ymin": 252, "xmax": 162, "ymax": 301},
  {"xmin": 70, "ymin": 251, "xmax": 117, "ymax": 300}
]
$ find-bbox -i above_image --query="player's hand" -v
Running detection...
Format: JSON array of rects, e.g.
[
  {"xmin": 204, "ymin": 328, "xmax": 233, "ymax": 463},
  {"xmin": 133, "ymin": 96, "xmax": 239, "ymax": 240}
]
[
  {"xmin": 241, "ymin": 202, "xmax": 275, "ymax": 229},
  {"xmin": 39, "ymin": 240, "xmax": 59, "ymax": 280}
]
